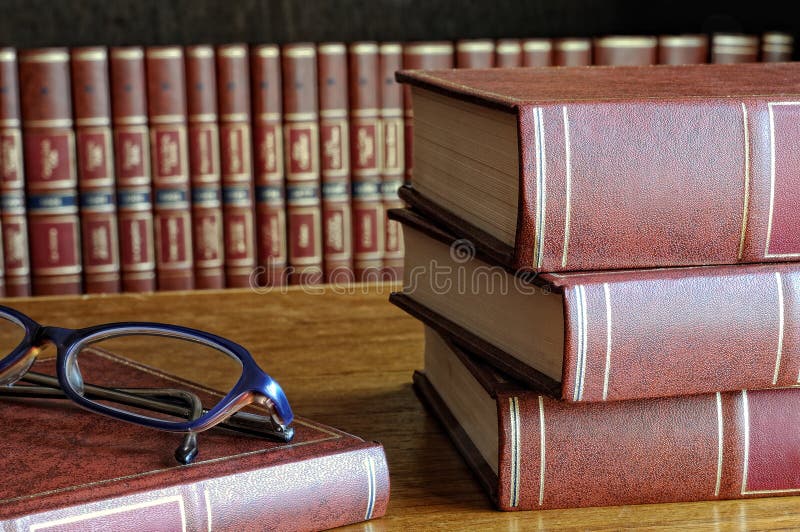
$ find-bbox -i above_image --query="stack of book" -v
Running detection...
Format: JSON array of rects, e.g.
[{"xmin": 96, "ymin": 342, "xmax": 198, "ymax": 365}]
[{"xmin": 390, "ymin": 62, "xmax": 800, "ymax": 510}]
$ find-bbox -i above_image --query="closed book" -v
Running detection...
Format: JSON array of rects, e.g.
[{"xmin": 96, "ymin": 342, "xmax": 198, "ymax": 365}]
[
  {"xmin": 217, "ymin": 44, "xmax": 257, "ymax": 288},
  {"xmin": 110, "ymin": 46, "xmax": 157, "ymax": 293},
  {"xmin": 392, "ymin": 207, "xmax": 800, "ymax": 403},
  {"xmin": 657, "ymin": 34, "xmax": 708, "ymax": 64},
  {"xmin": 495, "ymin": 39, "xmax": 522, "ymax": 67},
  {"xmin": 185, "ymin": 45, "xmax": 225, "ymax": 289},
  {"xmin": 251, "ymin": 44, "xmax": 288, "ymax": 287},
  {"xmin": 318, "ymin": 43, "xmax": 353, "ymax": 283},
  {"xmin": 552, "ymin": 38, "xmax": 591, "ymax": 66},
  {"xmin": 761, "ymin": 32, "xmax": 793, "ymax": 62},
  {"xmin": 521, "ymin": 39, "xmax": 552, "ymax": 67},
  {"xmin": 0, "ymin": 350, "xmax": 389, "ymax": 530},
  {"xmin": 145, "ymin": 46, "xmax": 194, "ymax": 291},
  {"xmin": 593, "ymin": 35, "xmax": 657, "ymax": 65},
  {"xmin": 71, "ymin": 46, "xmax": 121, "ymax": 294},
  {"xmin": 0, "ymin": 47, "xmax": 31, "ymax": 297},
  {"xmin": 712, "ymin": 33, "xmax": 759, "ymax": 63},
  {"xmin": 455, "ymin": 39, "xmax": 495, "ymax": 68},
  {"xmin": 19, "ymin": 48, "xmax": 82, "ymax": 295},
  {"xmin": 282, "ymin": 43, "xmax": 323, "ymax": 285},
  {"xmin": 349, "ymin": 42, "xmax": 384, "ymax": 281},
  {"xmin": 416, "ymin": 326, "xmax": 800, "ymax": 511},
  {"xmin": 397, "ymin": 62, "xmax": 800, "ymax": 273}
]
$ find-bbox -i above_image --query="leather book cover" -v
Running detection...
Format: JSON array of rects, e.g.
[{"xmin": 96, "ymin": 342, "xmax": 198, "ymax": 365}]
[
  {"xmin": 415, "ymin": 328, "xmax": 800, "ymax": 511},
  {"xmin": 0, "ymin": 47, "xmax": 31, "ymax": 297},
  {"xmin": 185, "ymin": 45, "xmax": 225, "ymax": 290},
  {"xmin": 379, "ymin": 43, "xmax": 405, "ymax": 282},
  {"xmin": 521, "ymin": 39, "xmax": 552, "ymax": 67},
  {"xmin": 401, "ymin": 42, "xmax": 453, "ymax": 184},
  {"xmin": 348, "ymin": 42, "xmax": 384, "ymax": 282},
  {"xmin": 593, "ymin": 35, "xmax": 657, "ymax": 65},
  {"xmin": 18, "ymin": 48, "xmax": 82, "ymax": 296},
  {"xmin": 282, "ymin": 43, "xmax": 323, "ymax": 286},
  {"xmin": 761, "ymin": 32, "xmax": 793, "ymax": 62},
  {"xmin": 251, "ymin": 44, "xmax": 288, "ymax": 287},
  {"xmin": 110, "ymin": 47, "xmax": 157, "ymax": 293},
  {"xmin": 71, "ymin": 46, "xmax": 121, "ymax": 294},
  {"xmin": 455, "ymin": 40, "xmax": 495, "ymax": 68},
  {"xmin": 552, "ymin": 38, "xmax": 591, "ymax": 66},
  {"xmin": 0, "ymin": 351, "xmax": 389, "ymax": 530},
  {"xmin": 712, "ymin": 34, "xmax": 759, "ymax": 63},
  {"xmin": 318, "ymin": 43, "xmax": 353, "ymax": 283},
  {"xmin": 397, "ymin": 62, "xmax": 800, "ymax": 273},
  {"xmin": 657, "ymin": 34, "xmax": 708, "ymax": 64},
  {"xmin": 495, "ymin": 39, "xmax": 522, "ymax": 67},
  {"xmin": 217, "ymin": 44, "xmax": 257, "ymax": 288},
  {"xmin": 145, "ymin": 46, "xmax": 194, "ymax": 291}
]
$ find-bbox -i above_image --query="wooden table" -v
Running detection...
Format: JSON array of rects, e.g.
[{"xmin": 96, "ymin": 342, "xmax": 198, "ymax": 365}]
[{"xmin": 7, "ymin": 285, "xmax": 800, "ymax": 530}]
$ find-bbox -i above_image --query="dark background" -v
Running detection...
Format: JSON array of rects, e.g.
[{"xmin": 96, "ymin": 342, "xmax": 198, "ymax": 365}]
[{"xmin": 0, "ymin": 0, "xmax": 798, "ymax": 50}]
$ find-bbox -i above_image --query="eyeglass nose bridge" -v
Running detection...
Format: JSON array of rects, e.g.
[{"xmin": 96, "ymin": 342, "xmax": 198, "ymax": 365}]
[{"xmin": 38, "ymin": 326, "xmax": 85, "ymax": 395}]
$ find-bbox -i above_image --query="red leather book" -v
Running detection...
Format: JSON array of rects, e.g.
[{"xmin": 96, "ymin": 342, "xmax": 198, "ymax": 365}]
[
  {"xmin": 455, "ymin": 39, "xmax": 495, "ymax": 68},
  {"xmin": 657, "ymin": 34, "xmax": 708, "ymax": 64},
  {"xmin": 145, "ymin": 46, "xmax": 194, "ymax": 291},
  {"xmin": 282, "ymin": 43, "xmax": 323, "ymax": 285},
  {"xmin": 495, "ymin": 39, "xmax": 522, "ymax": 67},
  {"xmin": 110, "ymin": 47, "xmax": 157, "ymax": 293},
  {"xmin": 349, "ymin": 42, "xmax": 384, "ymax": 282},
  {"xmin": 379, "ymin": 43, "xmax": 405, "ymax": 282},
  {"xmin": 397, "ymin": 62, "xmax": 800, "ymax": 273},
  {"xmin": 593, "ymin": 35, "xmax": 657, "ymax": 65},
  {"xmin": 0, "ymin": 47, "xmax": 31, "ymax": 297},
  {"xmin": 712, "ymin": 34, "xmax": 759, "ymax": 63},
  {"xmin": 0, "ymin": 351, "xmax": 389, "ymax": 529},
  {"xmin": 761, "ymin": 32, "xmax": 793, "ymax": 62},
  {"xmin": 251, "ymin": 44, "xmax": 288, "ymax": 287},
  {"xmin": 401, "ymin": 42, "xmax": 453, "ymax": 185},
  {"xmin": 217, "ymin": 44, "xmax": 257, "ymax": 288},
  {"xmin": 318, "ymin": 43, "xmax": 353, "ymax": 283},
  {"xmin": 521, "ymin": 39, "xmax": 552, "ymax": 67},
  {"xmin": 71, "ymin": 47, "xmax": 121, "ymax": 294},
  {"xmin": 19, "ymin": 48, "xmax": 82, "ymax": 295},
  {"xmin": 185, "ymin": 45, "xmax": 225, "ymax": 290},
  {"xmin": 417, "ymin": 326, "xmax": 800, "ymax": 511},
  {"xmin": 552, "ymin": 38, "xmax": 591, "ymax": 66},
  {"xmin": 392, "ymin": 207, "xmax": 800, "ymax": 402}
]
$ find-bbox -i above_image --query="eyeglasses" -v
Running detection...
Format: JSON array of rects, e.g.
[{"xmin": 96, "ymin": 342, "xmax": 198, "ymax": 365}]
[{"xmin": 0, "ymin": 305, "xmax": 294, "ymax": 464}]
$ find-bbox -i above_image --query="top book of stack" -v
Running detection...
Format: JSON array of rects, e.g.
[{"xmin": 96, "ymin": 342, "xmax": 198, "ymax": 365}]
[{"xmin": 397, "ymin": 62, "xmax": 800, "ymax": 273}]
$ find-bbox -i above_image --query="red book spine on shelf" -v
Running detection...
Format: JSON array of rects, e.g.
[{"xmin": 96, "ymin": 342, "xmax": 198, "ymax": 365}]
[
  {"xmin": 455, "ymin": 40, "xmax": 496, "ymax": 68},
  {"xmin": 401, "ymin": 42, "xmax": 453, "ymax": 185},
  {"xmin": 318, "ymin": 43, "xmax": 353, "ymax": 283},
  {"xmin": 761, "ymin": 32, "xmax": 793, "ymax": 62},
  {"xmin": 379, "ymin": 43, "xmax": 405, "ymax": 282},
  {"xmin": 552, "ymin": 38, "xmax": 592, "ymax": 66},
  {"xmin": 712, "ymin": 34, "xmax": 759, "ymax": 63},
  {"xmin": 282, "ymin": 43, "xmax": 323, "ymax": 285},
  {"xmin": 657, "ymin": 35, "xmax": 709, "ymax": 64},
  {"xmin": 349, "ymin": 42, "xmax": 384, "ymax": 281},
  {"xmin": 495, "ymin": 39, "xmax": 522, "ymax": 67},
  {"xmin": 593, "ymin": 35, "xmax": 657, "ymax": 65},
  {"xmin": 71, "ymin": 47, "xmax": 120, "ymax": 294},
  {"xmin": 145, "ymin": 46, "xmax": 194, "ymax": 291},
  {"xmin": 217, "ymin": 44, "xmax": 257, "ymax": 288},
  {"xmin": 110, "ymin": 47, "xmax": 157, "ymax": 293},
  {"xmin": 521, "ymin": 39, "xmax": 553, "ymax": 66},
  {"xmin": 250, "ymin": 45, "xmax": 287, "ymax": 287},
  {"xmin": 19, "ymin": 48, "xmax": 82, "ymax": 295},
  {"xmin": 0, "ymin": 48, "xmax": 31, "ymax": 296},
  {"xmin": 185, "ymin": 45, "xmax": 225, "ymax": 290}
]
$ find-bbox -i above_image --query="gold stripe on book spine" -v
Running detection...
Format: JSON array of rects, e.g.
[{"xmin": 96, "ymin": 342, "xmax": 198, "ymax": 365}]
[
  {"xmin": 72, "ymin": 49, "xmax": 107, "ymax": 61},
  {"xmin": 111, "ymin": 49, "xmax": 144, "ymax": 60},
  {"xmin": 456, "ymin": 40, "xmax": 494, "ymax": 53},
  {"xmin": 404, "ymin": 43, "xmax": 453, "ymax": 55},
  {"xmin": 659, "ymin": 35, "xmax": 707, "ymax": 47},
  {"xmin": 0, "ymin": 49, "xmax": 16, "ymax": 62},
  {"xmin": 283, "ymin": 47, "xmax": 316, "ymax": 58},
  {"xmin": 595, "ymin": 36, "xmax": 657, "ymax": 48},
  {"xmin": 20, "ymin": 51, "xmax": 69, "ymax": 63},
  {"xmin": 318, "ymin": 43, "xmax": 346, "ymax": 55},
  {"xmin": 496, "ymin": 41, "xmax": 521, "ymax": 53},
  {"xmin": 218, "ymin": 46, "xmax": 247, "ymax": 58},
  {"xmin": 523, "ymin": 40, "xmax": 552, "ymax": 52},
  {"xmin": 713, "ymin": 35, "xmax": 759, "ymax": 46},
  {"xmin": 554, "ymin": 40, "xmax": 590, "ymax": 52},
  {"xmin": 379, "ymin": 43, "xmax": 402, "ymax": 54},
  {"xmin": 186, "ymin": 47, "xmax": 213, "ymax": 58},
  {"xmin": 351, "ymin": 42, "xmax": 379, "ymax": 54},
  {"xmin": 255, "ymin": 46, "xmax": 279, "ymax": 58},
  {"xmin": 147, "ymin": 48, "xmax": 183, "ymax": 59},
  {"xmin": 24, "ymin": 118, "xmax": 73, "ymax": 128},
  {"xmin": 763, "ymin": 32, "xmax": 793, "ymax": 45}
]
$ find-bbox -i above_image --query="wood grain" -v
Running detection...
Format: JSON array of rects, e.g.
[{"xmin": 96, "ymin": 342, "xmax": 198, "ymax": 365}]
[{"xmin": 5, "ymin": 285, "xmax": 800, "ymax": 530}]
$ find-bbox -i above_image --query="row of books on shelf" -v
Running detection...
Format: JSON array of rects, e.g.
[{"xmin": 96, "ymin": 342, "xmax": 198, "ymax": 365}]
[{"xmin": 0, "ymin": 30, "xmax": 792, "ymax": 297}]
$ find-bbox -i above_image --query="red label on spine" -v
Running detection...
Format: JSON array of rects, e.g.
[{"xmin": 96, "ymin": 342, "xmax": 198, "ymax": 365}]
[
  {"xmin": 192, "ymin": 211, "xmax": 223, "ymax": 265},
  {"xmin": 285, "ymin": 124, "xmax": 319, "ymax": 178},
  {"xmin": 257, "ymin": 208, "xmax": 286, "ymax": 263},
  {"xmin": 351, "ymin": 120, "xmax": 380, "ymax": 173},
  {"xmin": 152, "ymin": 127, "xmax": 186, "ymax": 181},
  {"xmin": 2, "ymin": 217, "xmax": 27, "ymax": 271},
  {"xmin": 1, "ymin": 130, "xmax": 22, "ymax": 185},
  {"xmin": 23, "ymin": 131, "xmax": 75, "ymax": 185},
  {"xmin": 28, "ymin": 218, "xmax": 80, "ymax": 274},
  {"xmin": 353, "ymin": 204, "xmax": 383, "ymax": 256},
  {"xmin": 254, "ymin": 124, "xmax": 282, "ymax": 176},
  {"xmin": 119, "ymin": 215, "xmax": 155, "ymax": 269},
  {"xmin": 321, "ymin": 120, "xmax": 348, "ymax": 173},
  {"xmin": 155, "ymin": 213, "xmax": 191, "ymax": 268},
  {"xmin": 288, "ymin": 209, "xmax": 322, "ymax": 262},
  {"xmin": 82, "ymin": 216, "xmax": 118, "ymax": 269},
  {"xmin": 77, "ymin": 129, "xmax": 113, "ymax": 184},
  {"xmin": 224, "ymin": 211, "xmax": 255, "ymax": 263},
  {"xmin": 323, "ymin": 203, "xmax": 351, "ymax": 258},
  {"xmin": 115, "ymin": 128, "xmax": 149, "ymax": 182},
  {"xmin": 188, "ymin": 125, "xmax": 219, "ymax": 180},
  {"xmin": 382, "ymin": 118, "xmax": 403, "ymax": 174},
  {"xmin": 220, "ymin": 123, "xmax": 250, "ymax": 179}
]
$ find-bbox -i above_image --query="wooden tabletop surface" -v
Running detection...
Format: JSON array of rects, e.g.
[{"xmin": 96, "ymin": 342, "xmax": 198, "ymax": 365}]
[{"xmin": 7, "ymin": 285, "xmax": 800, "ymax": 531}]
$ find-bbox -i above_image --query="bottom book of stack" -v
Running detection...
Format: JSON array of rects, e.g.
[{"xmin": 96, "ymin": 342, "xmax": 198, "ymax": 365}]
[
  {"xmin": 0, "ymin": 350, "xmax": 389, "ymax": 531},
  {"xmin": 416, "ymin": 326, "xmax": 800, "ymax": 511}
]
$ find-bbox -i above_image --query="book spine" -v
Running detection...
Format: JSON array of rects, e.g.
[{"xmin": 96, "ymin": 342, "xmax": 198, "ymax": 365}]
[
  {"xmin": 521, "ymin": 39, "xmax": 552, "ymax": 67},
  {"xmin": 495, "ymin": 39, "xmax": 522, "ymax": 67},
  {"xmin": 71, "ymin": 47, "xmax": 120, "ymax": 294},
  {"xmin": 145, "ymin": 46, "xmax": 194, "ymax": 291},
  {"xmin": 185, "ymin": 45, "xmax": 225, "ymax": 290},
  {"xmin": 379, "ymin": 43, "xmax": 405, "ymax": 282},
  {"xmin": 761, "ymin": 32, "xmax": 793, "ymax": 62},
  {"xmin": 0, "ymin": 48, "xmax": 31, "ymax": 297},
  {"xmin": 455, "ymin": 40, "xmax": 495, "ymax": 68},
  {"xmin": 552, "ymin": 38, "xmax": 592, "ymax": 66},
  {"xmin": 5, "ymin": 444, "xmax": 390, "ymax": 530},
  {"xmin": 250, "ymin": 45, "xmax": 287, "ymax": 287},
  {"xmin": 349, "ymin": 42, "xmax": 384, "ymax": 282},
  {"xmin": 318, "ymin": 43, "xmax": 353, "ymax": 283},
  {"xmin": 657, "ymin": 34, "xmax": 708, "ymax": 64},
  {"xmin": 282, "ymin": 43, "xmax": 323, "ymax": 285},
  {"xmin": 19, "ymin": 48, "xmax": 82, "ymax": 295},
  {"xmin": 712, "ymin": 34, "xmax": 759, "ymax": 63},
  {"xmin": 217, "ymin": 44, "xmax": 257, "ymax": 288},
  {"xmin": 593, "ymin": 35, "xmax": 657, "ymax": 65},
  {"xmin": 401, "ymin": 42, "xmax": 453, "ymax": 185}
]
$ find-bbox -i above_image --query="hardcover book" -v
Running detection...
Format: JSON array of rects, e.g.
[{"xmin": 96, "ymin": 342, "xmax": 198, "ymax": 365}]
[
  {"xmin": 455, "ymin": 40, "xmax": 495, "ymax": 68},
  {"xmin": 521, "ymin": 39, "xmax": 552, "ymax": 67},
  {"xmin": 0, "ymin": 351, "xmax": 390, "ymax": 530},
  {"xmin": 712, "ymin": 34, "xmax": 759, "ymax": 63},
  {"xmin": 397, "ymin": 62, "xmax": 800, "ymax": 273},
  {"xmin": 552, "ymin": 38, "xmax": 591, "ymax": 66},
  {"xmin": 593, "ymin": 35, "xmax": 657, "ymax": 65},
  {"xmin": 761, "ymin": 32, "xmax": 793, "ymax": 62},
  {"xmin": 657, "ymin": 34, "xmax": 708, "ymax": 64},
  {"xmin": 494, "ymin": 39, "xmax": 522, "ymax": 67}
]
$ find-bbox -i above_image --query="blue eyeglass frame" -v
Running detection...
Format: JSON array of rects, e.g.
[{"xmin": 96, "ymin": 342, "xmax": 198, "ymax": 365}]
[{"xmin": 0, "ymin": 305, "xmax": 294, "ymax": 434}]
